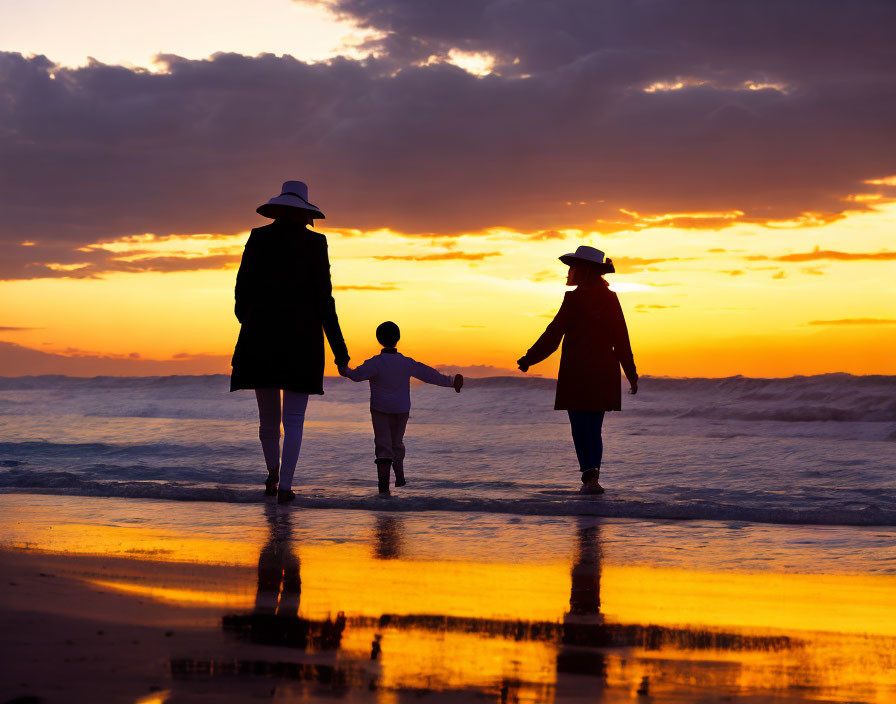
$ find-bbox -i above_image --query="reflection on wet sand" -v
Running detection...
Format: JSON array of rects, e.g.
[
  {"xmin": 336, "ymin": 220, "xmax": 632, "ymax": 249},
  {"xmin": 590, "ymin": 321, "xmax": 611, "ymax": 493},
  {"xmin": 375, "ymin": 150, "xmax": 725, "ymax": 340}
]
[
  {"xmin": 165, "ymin": 513, "xmax": 884, "ymax": 703},
  {"xmin": 557, "ymin": 522, "xmax": 608, "ymax": 683},
  {"xmin": 222, "ymin": 505, "xmax": 345, "ymax": 651},
  {"xmin": 373, "ymin": 515, "xmax": 404, "ymax": 560},
  {"xmin": 3, "ymin": 497, "xmax": 895, "ymax": 701}
]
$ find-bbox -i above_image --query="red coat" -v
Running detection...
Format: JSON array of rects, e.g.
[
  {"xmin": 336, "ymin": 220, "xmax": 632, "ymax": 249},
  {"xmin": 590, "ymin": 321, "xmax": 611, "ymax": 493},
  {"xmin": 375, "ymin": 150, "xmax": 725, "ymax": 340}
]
[{"xmin": 523, "ymin": 284, "xmax": 637, "ymax": 411}]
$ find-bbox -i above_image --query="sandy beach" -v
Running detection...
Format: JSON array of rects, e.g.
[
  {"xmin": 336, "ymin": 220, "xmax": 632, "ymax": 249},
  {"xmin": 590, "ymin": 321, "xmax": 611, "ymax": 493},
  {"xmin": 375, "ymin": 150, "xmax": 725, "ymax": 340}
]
[{"xmin": 1, "ymin": 494, "xmax": 894, "ymax": 703}]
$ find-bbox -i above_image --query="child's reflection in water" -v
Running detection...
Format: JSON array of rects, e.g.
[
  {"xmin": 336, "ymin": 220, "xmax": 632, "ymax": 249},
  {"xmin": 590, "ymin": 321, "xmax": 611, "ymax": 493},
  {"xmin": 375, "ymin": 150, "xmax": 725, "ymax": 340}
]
[{"xmin": 372, "ymin": 515, "xmax": 404, "ymax": 561}]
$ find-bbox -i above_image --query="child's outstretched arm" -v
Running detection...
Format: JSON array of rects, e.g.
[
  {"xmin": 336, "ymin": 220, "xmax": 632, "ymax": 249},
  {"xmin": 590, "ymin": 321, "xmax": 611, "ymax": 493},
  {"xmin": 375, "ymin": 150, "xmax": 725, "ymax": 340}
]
[
  {"xmin": 409, "ymin": 360, "xmax": 458, "ymax": 390},
  {"xmin": 338, "ymin": 358, "xmax": 377, "ymax": 382}
]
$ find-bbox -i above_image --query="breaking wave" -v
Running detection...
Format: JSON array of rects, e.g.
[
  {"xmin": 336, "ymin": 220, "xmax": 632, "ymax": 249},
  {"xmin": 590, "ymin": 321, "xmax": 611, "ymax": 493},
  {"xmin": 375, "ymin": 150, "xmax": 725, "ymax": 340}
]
[{"xmin": 2, "ymin": 475, "xmax": 895, "ymax": 526}]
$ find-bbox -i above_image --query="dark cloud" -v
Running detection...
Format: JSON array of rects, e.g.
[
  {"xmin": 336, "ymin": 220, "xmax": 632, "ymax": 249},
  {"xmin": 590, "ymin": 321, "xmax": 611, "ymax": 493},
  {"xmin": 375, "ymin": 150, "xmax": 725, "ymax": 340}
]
[
  {"xmin": 371, "ymin": 251, "xmax": 500, "ymax": 261},
  {"xmin": 0, "ymin": 340, "xmax": 230, "ymax": 376},
  {"xmin": 2, "ymin": 0, "xmax": 896, "ymax": 278},
  {"xmin": 317, "ymin": 0, "xmax": 895, "ymax": 80},
  {"xmin": 3, "ymin": 246, "xmax": 242, "ymax": 280},
  {"xmin": 808, "ymin": 318, "xmax": 896, "ymax": 326}
]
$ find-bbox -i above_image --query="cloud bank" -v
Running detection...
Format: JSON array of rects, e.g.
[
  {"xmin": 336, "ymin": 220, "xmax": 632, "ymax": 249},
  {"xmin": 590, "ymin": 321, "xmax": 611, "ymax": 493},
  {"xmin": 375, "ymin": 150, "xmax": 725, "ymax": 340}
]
[{"xmin": 2, "ymin": 0, "xmax": 896, "ymax": 279}]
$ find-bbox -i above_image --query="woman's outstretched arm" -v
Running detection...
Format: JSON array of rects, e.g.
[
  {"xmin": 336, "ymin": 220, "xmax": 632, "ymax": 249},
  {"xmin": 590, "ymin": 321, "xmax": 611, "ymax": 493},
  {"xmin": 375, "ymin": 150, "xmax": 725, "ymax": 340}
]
[{"xmin": 518, "ymin": 293, "xmax": 571, "ymax": 371}]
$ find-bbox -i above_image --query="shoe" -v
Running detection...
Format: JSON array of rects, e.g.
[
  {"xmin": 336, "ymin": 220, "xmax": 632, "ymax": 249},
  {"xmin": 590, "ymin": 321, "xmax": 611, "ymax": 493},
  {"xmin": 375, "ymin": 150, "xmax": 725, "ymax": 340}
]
[
  {"xmin": 376, "ymin": 459, "xmax": 392, "ymax": 494},
  {"xmin": 393, "ymin": 465, "xmax": 406, "ymax": 488},
  {"xmin": 277, "ymin": 489, "xmax": 296, "ymax": 504},
  {"xmin": 265, "ymin": 471, "xmax": 279, "ymax": 497},
  {"xmin": 580, "ymin": 468, "xmax": 604, "ymax": 495},
  {"xmin": 580, "ymin": 479, "xmax": 605, "ymax": 495}
]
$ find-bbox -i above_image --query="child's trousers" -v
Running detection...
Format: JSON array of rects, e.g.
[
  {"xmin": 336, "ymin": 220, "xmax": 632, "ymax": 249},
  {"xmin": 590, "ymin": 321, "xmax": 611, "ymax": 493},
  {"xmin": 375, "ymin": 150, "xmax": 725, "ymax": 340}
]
[{"xmin": 371, "ymin": 410, "xmax": 409, "ymax": 472}]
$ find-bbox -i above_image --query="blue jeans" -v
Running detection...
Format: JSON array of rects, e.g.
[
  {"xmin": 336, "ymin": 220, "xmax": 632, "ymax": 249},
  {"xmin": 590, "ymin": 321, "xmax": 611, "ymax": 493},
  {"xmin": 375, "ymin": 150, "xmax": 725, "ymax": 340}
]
[{"xmin": 567, "ymin": 410, "xmax": 605, "ymax": 473}]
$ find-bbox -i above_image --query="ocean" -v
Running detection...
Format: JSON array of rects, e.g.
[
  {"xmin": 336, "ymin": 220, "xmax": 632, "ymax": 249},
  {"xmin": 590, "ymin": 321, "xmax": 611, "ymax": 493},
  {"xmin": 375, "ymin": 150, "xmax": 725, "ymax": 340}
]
[{"xmin": 1, "ymin": 373, "xmax": 894, "ymax": 527}]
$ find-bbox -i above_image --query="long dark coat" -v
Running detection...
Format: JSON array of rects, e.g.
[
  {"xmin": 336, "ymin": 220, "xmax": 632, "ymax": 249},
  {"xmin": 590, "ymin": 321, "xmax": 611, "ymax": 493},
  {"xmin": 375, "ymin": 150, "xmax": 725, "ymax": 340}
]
[
  {"xmin": 524, "ymin": 283, "xmax": 637, "ymax": 411},
  {"xmin": 230, "ymin": 221, "xmax": 349, "ymax": 394}
]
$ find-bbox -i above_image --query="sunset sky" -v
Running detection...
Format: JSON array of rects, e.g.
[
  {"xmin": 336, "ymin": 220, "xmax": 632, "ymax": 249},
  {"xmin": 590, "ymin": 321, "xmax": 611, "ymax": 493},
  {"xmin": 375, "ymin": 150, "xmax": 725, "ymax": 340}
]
[{"xmin": 1, "ymin": 0, "xmax": 894, "ymax": 377}]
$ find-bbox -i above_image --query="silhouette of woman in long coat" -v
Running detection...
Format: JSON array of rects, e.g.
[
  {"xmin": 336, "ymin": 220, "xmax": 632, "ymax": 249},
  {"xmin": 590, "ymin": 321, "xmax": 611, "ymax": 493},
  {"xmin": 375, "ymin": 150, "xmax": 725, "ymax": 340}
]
[
  {"xmin": 231, "ymin": 181, "xmax": 350, "ymax": 503},
  {"xmin": 517, "ymin": 246, "xmax": 637, "ymax": 495}
]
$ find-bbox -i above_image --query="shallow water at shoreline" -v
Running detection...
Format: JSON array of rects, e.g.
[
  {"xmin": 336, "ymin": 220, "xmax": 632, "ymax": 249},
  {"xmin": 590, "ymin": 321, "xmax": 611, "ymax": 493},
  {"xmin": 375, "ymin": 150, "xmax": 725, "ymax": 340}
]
[
  {"xmin": 2, "ymin": 374, "xmax": 896, "ymax": 527},
  {"xmin": 2, "ymin": 495, "xmax": 895, "ymax": 702}
]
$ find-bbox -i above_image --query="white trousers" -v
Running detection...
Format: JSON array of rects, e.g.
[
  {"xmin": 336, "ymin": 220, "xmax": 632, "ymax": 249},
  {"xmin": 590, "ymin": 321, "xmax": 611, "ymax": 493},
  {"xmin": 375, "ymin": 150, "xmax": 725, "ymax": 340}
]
[{"xmin": 254, "ymin": 389, "xmax": 309, "ymax": 491}]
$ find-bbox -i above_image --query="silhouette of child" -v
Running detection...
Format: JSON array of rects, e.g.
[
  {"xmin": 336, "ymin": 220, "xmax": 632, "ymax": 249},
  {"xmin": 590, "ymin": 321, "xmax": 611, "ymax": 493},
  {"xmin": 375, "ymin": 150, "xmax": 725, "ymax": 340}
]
[{"xmin": 338, "ymin": 321, "xmax": 463, "ymax": 493}]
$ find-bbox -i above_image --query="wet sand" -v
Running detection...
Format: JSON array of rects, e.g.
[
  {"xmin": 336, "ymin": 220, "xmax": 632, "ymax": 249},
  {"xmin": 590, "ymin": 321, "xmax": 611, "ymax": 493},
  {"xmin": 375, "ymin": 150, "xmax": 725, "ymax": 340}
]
[{"xmin": 1, "ymin": 494, "xmax": 895, "ymax": 703}]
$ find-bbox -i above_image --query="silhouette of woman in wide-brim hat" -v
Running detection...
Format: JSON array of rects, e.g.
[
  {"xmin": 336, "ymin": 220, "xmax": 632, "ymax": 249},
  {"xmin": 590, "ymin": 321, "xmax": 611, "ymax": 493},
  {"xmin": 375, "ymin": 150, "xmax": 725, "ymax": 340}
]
[
  {"xmin": 231, "ymin": 181, "xmax": 350, "ymax": 504},
  {"xmin": 517, "ymin": 246, "xmax": 638, "ymax": 495}
]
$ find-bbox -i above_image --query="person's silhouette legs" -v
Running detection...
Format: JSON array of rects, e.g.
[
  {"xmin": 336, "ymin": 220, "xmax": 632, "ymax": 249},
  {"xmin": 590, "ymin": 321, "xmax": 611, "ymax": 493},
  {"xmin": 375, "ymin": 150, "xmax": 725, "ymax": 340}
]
[
  {"xmin": 568, "ymin": 410, "xmax": 605, "ymax": 493},
  {"xmin": 256, "ymin": 389, "xmax": 282, "ymax": 494},
  {"xmin": 279, "ymin": 390, "xmax": 308, "ymax": 493},
  {"xmin": 255, "ymin": 389, "xmax": 308, "ymax": 502},
  {"xmin": 372, "ymin": 410, "xmax": 408, "ymax": 493},
  {"xmin": 389, "ymin": 413, "xmax": 409, "ymax": 486}
]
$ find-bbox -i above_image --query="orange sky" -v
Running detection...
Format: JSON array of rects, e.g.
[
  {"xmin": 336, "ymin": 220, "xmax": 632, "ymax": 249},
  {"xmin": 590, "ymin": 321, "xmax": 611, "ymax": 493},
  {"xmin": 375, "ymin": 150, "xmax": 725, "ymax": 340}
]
[
  {"xmin": 2, "ymin": 198, "xmax": 895, "ymax": 378},
  {"xmin": 1, "ymin": 1, "xmax": 895, "ymax": 377}
]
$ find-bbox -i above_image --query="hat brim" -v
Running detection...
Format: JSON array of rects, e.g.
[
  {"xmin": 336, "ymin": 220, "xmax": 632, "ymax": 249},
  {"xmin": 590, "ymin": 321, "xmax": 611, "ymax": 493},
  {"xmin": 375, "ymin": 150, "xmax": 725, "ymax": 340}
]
[
  {"xmin": 256, "ymin": 203, "xmax": 325, "ymax": 220},
  {"xmin": 559, "ymin": 254, "xmax": 614, "ymax": 273}
]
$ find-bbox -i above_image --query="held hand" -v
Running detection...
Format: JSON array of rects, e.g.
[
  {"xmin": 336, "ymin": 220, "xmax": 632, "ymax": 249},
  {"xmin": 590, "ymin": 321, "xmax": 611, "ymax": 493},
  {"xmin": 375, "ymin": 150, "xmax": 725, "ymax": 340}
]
[
  {"xmin": 453, "ymin": 373, "xmax": 464, "ymax": 393},
  {"xmin": 517, "ymin": 357, "xmax": 530, "ymax": 373},
  {"xmin": 337, "ymin": 365, "xmax": 350, "ymax": 377}
]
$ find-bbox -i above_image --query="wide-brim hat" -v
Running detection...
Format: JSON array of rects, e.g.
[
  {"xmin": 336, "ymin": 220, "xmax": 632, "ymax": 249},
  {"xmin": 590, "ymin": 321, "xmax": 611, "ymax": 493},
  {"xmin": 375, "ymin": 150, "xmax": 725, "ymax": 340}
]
[
  {"xmin": 257, "ymin": 180, "xmax": 325, "ymax": 220},
  {"xmin": 559, "ymin": 245, "xmax": 615, "ymax": 273}
]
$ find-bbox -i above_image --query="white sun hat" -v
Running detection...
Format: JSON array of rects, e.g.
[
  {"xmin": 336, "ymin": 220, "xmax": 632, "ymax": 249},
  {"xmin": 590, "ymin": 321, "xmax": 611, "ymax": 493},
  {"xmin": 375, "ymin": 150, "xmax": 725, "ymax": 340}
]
[
  {"xmin": 559, "ymin": 245, "xmax": 615, "ymax": 273},
  {"xmin": 256, "ymin": 180, "xmax": 325, "ymax": 220}
]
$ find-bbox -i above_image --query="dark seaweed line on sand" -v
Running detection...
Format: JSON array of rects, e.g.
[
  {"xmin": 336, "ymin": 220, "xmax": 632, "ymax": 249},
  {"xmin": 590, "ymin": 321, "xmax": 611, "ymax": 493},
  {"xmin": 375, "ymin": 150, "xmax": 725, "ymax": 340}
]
[{"xmin": 2, "ymin": 482, "xmax": 894, "ymax": 527}]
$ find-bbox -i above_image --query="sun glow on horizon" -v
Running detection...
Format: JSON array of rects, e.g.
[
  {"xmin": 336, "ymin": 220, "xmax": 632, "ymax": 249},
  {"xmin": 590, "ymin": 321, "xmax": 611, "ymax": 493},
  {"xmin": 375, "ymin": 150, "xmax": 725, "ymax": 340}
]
[{"xmin": 2, "ymin": 202, "xmax": 896, "ymax": 377}]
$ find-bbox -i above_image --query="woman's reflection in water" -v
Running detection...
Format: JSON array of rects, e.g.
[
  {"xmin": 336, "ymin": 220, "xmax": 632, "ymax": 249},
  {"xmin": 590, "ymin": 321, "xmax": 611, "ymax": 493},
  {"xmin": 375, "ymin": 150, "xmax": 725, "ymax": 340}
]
[
  {"xmin": 556, "ymin": 519, "xmax": 609, "ymax": 681},
  {"xmin": 372, "ymin": 515, "xmax": 404, "ymax": 560},
  {"xmin": 223, "ymin": 504, "xmax": 345, "ymax": 650},
  {"xmin": 255, "ymin": 503, "xmax": 301, "ymax": 617}
]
